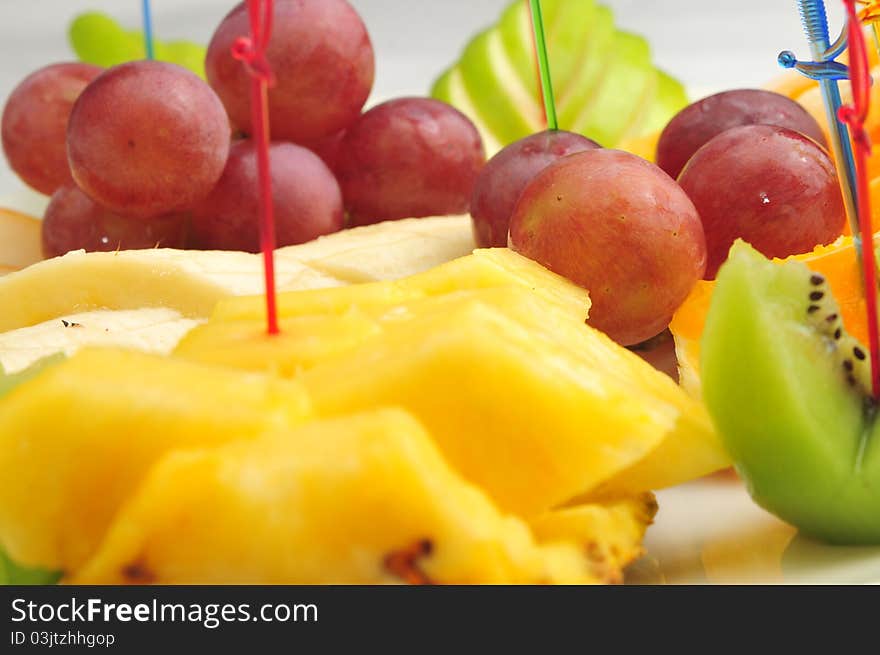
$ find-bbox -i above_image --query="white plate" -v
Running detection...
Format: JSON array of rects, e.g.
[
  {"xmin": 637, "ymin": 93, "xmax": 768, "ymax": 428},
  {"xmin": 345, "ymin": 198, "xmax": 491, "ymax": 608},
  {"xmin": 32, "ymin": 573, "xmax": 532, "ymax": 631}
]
[{"xmin": 3, "ymin": 0, "xmax": 879, "ymax": 584}]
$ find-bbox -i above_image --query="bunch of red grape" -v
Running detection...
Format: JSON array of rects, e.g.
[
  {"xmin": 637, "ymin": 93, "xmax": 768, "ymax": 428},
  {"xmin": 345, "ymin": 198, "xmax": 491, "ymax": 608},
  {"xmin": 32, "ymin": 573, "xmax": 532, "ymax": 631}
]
[
  {"xmin": 657, "ymin": 89, "xmax": 844, "ymax": 280},
  {"xmin": 476, "ymin": 89, "xmax": 842, "ymax": 346},
  {"xmin": 1, "ymin": 0, "xmax": 485, "ymax": 257}
]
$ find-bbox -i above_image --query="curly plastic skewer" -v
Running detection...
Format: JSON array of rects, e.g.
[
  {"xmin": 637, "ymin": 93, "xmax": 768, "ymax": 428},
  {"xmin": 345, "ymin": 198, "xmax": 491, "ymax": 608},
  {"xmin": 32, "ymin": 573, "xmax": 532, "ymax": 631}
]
[
  {"xmin": 232, "ymin": 0, "xmax": 279, "ymax": 335},
  {"xmin": 781, "ymin": 1, "xmax": 860, "ymax": 237},
  {"xmin": 840, "ymin": 0, "xmax": 880, "ymax": 400}
]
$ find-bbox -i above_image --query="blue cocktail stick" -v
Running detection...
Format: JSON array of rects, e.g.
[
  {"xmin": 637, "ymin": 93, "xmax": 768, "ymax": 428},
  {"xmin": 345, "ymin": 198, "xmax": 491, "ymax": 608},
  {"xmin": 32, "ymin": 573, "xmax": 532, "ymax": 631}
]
[
  {"xmin": 142, "ymin": 0, "xmax": 155, "ymax": 60},
  {"xmin": 781, "ymin": 1, "xmax": 860, "ymax": 238}
]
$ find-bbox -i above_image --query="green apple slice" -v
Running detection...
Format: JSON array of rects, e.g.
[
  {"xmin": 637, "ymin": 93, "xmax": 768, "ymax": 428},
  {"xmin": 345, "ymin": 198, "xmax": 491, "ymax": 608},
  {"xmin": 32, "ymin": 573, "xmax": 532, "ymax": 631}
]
[
  {"xmin": 628, "ymin": 69, "xmax": 689, "ymax": 139},
  {"xmin": 433, "ymin": 0, "xmax": 685, "ymax": 152},
  {"xmin": 497, "ymin": 0, "xmax": 602, "ymax": 99},
  {"xmin": 496, "ymin": 0, "xmax": 539, "ymax": 95},
  {"xmin": 544, "ymin": 0, "xmax": 604, "ymax": 101},
  {"xmin": 567, "ymin": 32, "xmax": 654, "ymax": 146},
  {"xmin": 431, "ymin": 68, "xmax": 503, "ymax": 156},
  {"xmin": 555, "ymin": 5, "xmax": 615, "ymax": 129},
  {"xmin": 457, "ymin": 28, "xmax": 544, "ymax": 145}
]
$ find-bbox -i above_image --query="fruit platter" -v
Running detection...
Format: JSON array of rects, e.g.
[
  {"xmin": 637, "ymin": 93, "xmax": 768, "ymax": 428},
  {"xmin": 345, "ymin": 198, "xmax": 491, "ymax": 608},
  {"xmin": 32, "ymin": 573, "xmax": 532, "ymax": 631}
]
[{"xmin": 3, "ymin": 0, "xmax": 880, "ymax": 585}]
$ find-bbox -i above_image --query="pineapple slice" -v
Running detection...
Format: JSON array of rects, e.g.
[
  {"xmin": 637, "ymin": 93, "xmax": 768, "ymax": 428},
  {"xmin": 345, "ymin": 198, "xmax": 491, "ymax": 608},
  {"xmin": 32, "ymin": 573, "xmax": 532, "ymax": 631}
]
[
  {"xmin": 213, "ymin": 248, "xmax": 590, "ymax": 323},
  {"xmin": 72, "ymin": 409, "xmax": 606, "ymax": 585},
  {"xmin": 530, "ymin": 494, "xmax": 658, "ymax": 583},
  {"xmin": 0, "ymin": 348, "xmax": 311, "ymax": 572},
  {"xmin": 186, "ymin": 290, "xmax": 688, "ymax": 517},
  {"xmin": 174, "ymin": 309, "xmax": 381, "ymax": 378},
  {"xmin": 180, "ymin": 264, "xmax": 727, "ymax": 506},
  {"xmin": 177, "ymin": 249, "xmax": 591, "ymax": 375},
  {"xmin": 297, "ymin": 300, "xmax": 682, "ymax": 517}
]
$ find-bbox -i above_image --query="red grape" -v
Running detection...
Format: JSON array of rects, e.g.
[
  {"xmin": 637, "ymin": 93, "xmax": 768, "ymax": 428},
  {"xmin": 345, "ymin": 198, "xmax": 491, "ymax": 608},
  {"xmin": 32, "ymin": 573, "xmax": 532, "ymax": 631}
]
[
  {"xmin": 189, "ymin": 140, "xmax": 344, "ymax": 253},
  {"xmin": 206, "ymin": 0, "xmax": 374, "ymax": 143},
  {"xmin": 656, "ymin": 89, "xmax": 827, "ymax": 179},
  {"xmin": 1, "ymin": 62, "xmax": 103, "ymax": 195},
  {"xmin": 678, "ymin": 124, "xmax": 845, "ymax": 279},
  {"xmin": 67, "ymin": 60, "xmax": 230, "ymax": 219},
  {"xmin": 42, "ymin": 184, "xmax": 188, "ymax": 258},
  {"xmin": 300, "ymin": 130, "xmax": 346, "ymax": 175},
  {"xmin": 470, "ymin": 130, "xmax": 599, "ymax": 248},
  {"xmin": 509, "ymin": 149, "xmax": 706, "ymax": 346},
  {"xmin": 336, "ymin": 97, "xmax": 485, "ymax": 226}
]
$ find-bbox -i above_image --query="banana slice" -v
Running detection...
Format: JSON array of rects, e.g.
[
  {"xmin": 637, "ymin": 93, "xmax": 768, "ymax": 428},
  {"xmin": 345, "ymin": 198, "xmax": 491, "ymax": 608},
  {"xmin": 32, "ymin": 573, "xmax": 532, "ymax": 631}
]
[
  {"xmin": 0, "ymin": 215, "xmax": 474, "ymax": 333},
  {"xmin": 0, "ymin": 308, "xmax": 201, "ymax": 374}
]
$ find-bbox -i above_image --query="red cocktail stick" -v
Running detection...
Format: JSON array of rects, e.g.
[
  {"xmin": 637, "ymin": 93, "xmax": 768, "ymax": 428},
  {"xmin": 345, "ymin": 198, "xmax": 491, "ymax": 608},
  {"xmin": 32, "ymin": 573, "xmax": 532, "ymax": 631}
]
[
  {"xmin": 840, "ymin": 0, "xmax": 880, "ymax": 399},
  {"xmin": 232, "ymin": 0, "xmax": 279, "ymax": 335}
]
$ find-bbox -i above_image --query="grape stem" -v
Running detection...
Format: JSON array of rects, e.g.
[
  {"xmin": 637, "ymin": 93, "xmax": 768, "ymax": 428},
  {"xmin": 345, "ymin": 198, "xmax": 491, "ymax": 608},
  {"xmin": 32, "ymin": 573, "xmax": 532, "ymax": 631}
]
[
  {"xmin": 233, "ymin": 0, "xmax": 279, "ymax": 336},
  {"xmin": 527, "ymin": 0, "xmax": 557, "ymax": 131},
  {"xmin": 141, "ymin": 0, "xmax": 155, "ymax": 60}
]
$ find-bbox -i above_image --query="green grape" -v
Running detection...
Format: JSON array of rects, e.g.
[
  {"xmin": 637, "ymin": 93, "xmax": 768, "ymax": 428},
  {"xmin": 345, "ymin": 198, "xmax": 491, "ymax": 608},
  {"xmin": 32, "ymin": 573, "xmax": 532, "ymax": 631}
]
[{"xmin": 68, "ymin": 12, "xmax": 207, "ymax": 79}]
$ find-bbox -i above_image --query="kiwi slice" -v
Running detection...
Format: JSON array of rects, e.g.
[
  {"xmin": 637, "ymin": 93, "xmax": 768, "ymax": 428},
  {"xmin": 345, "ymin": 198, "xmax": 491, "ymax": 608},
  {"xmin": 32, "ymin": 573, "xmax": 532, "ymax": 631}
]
[{"xmin": 702, "ymin": 241, "xmax": 880, "ymax": 544}]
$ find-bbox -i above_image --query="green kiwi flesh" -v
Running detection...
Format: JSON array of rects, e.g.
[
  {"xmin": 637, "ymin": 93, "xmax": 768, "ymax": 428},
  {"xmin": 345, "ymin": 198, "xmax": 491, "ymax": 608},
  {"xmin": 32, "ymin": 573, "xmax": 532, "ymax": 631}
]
[{"xmin": 702, "ymin": 241, "xmax": 880, "ymax": 544}]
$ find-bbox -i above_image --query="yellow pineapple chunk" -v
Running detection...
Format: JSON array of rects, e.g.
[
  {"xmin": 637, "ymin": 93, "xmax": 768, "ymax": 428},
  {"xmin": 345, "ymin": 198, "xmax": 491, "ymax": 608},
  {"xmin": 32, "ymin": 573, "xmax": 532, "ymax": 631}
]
[
  {"xmin": 178, "ymin": 248, "xmax": 593, "ymax": 378},
  {"xmin": 492, "ymin": 295, "xmax": 730, "ymax": 497},
  {"xmin": 0, "ymin": 348, "xmax": 311, "ymax": 572},
  {"xmin": 213, "ymin": 248, "xmax": 590, "ymax": 323},
  {"xmin": 174, "ymin": 309, "xmax": 381, "ymax": 377},
  {"xmin": 73, "ymin": 409, "xmax": 604, "ymax": 585},
  {"xmin": 298, "ymin": 300, "xmax": 680, "ymax": 517},
  {"xmin": 530, "ymin": 495, "xmax": 658, "ymax": 583},
  {"xmin": 181, "ymin": 281, "xmax": 726, "ymax": 504}
]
